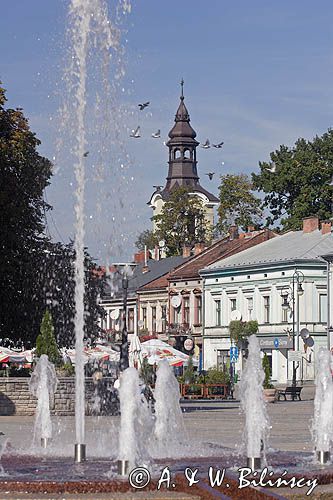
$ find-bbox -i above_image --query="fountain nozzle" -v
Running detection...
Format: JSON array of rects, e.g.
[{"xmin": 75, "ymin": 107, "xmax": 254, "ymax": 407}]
[
  {"xmin": 117, "ymin": 459, "xmax": 129, "ymax": 476},
  {"xmin": 40, "ymin": 437, "xmax": 51, "ymax": 448},
  {"xmin": 74, "ymin": 443, "xmax": 86, "ymax": 462},
  {"xmin": 316, "ymin": 451, "xmax": 330, "ymax": 465},
  {"xmin": 247, "ymin": 457, "xmax": 261, "ymax": 470}
]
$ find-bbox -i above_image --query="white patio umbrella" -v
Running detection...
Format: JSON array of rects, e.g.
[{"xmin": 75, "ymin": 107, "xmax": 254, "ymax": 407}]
[{"xmin": 129, "ymin": 334, "xmax": 143, "ymax": 369}]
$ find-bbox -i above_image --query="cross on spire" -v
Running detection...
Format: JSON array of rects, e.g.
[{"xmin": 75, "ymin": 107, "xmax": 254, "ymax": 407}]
[{"xmin": 180, "ymin": 78, "xmax": 184, "ymax": 99}]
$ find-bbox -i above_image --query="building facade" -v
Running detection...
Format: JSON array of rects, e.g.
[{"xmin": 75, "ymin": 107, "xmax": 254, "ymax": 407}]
[{"xmin": 201, "ymin": 218, "xmax": 333, "ymax": 384}]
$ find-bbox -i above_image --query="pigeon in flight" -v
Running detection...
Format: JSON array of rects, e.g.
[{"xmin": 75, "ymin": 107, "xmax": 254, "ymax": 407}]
[
  {"xmin": 130, "ymin": 126, "xmax": 141, "ymax": 138},
  {"xmin": 205, "ymin": 172, "xmax": 215, "ymax": 180},
  {"xmin": 213, "ymin": 142, "xmax": 224, "ymax": 148},
  {"xmin": 201, "ymin": 139, "xmax": 210, "ymax": 149},
  {"xmin": 152, "ymin": 129, "xmax": 161, "ymax": 138},
  {"xmin": 83, "ymin": 151, "xmax": 89, "ymax": 157},
  {"xmin": 138, "ymin": 102, "xmax": 150, "ymax": 110},
  {"xmin": 267, "ymin": 162, "xmax": 276, "ymax": 173}
]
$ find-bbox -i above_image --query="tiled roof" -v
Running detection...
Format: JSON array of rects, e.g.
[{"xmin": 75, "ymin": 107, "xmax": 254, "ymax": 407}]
[
  {"xmin": 168, "ymin": 229, "xmax": 277, "ymax": 280},
  {"xmin": 102, "ymin": 255, "xmax": 188, "ymax": 298},
  {"xmin": 203, "ymin": 230, "xmax": 333, "ymax": 272}
]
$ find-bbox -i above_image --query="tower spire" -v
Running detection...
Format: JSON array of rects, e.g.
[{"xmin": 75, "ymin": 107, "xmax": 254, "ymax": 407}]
[{"xmin": 180, "ymin": 78, "xmax": 184, "ymax": 100}]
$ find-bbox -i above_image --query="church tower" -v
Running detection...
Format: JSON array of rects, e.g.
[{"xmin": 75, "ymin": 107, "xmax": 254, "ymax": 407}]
[{"xmin": 149, "ymin": 82, "xmax": 219, "ymax": 230}]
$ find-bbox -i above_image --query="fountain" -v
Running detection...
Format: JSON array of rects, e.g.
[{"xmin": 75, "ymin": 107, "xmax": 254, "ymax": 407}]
[
  {"xmin": 117, "ymin": 368, "xmax": 151, "ymax": 475},
  {"xmin": 29, "ymin": 354, "xmax": 58, "ymax": 448},
  {"xmin": 312, "ymin": 347, "xmax": 333, "ymax": 464},
  {"xmin": 239, "ymin": 335, "xmax": 269, "ymax": 470},
  {"xmin": 153, "ymin": 360, "xmax": 187, "ymax": 454}
]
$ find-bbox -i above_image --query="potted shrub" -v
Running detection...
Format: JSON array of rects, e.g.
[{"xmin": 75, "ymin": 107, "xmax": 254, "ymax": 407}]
[{"xmin": 262, "ymin": 353, "xmax": 276, "ymax": 403}]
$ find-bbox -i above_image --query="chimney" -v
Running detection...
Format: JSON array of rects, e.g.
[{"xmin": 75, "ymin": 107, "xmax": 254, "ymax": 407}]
[
  {"xmin": 134, "ymin": 249, "xmax": 151, "ymax": 263},
  {"xmin": 303, "ymin": 216, "xmax": 319, "ymax": 233},
  {"xmin": 194, "ymin": 242, "xmax": 205, "ymax": 255},
  {"xmin": 229, "ymin": 225, "xmax": 239, "ymax": 241},
  {"xmin": 182, "ymin": 245, "xmax": 191, "ymax": 258},
  {"xmin": 321, "ymin": 220, "xmax": 332, "ymax": 235}
]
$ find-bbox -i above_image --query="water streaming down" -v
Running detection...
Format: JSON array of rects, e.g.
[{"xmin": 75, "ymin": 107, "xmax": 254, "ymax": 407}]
[
  {"xmin": 153, "ymin": 360, "xmax": 187, "ymax": 455},
  {"xmin": 312, "ymin": 348, "xmax": 333, "ymax": 455},
  {"xmin": 117, "ymin": 368, "xmax": 151, "ymax": 469},
  {"xmin": 66, "ymin": 0, "xmax": 125, "ymax": 449},
  {"xmin": 29, "ymin": 355, "xmax": 58, "ymax": 445},
  {"xmin": 239, "ymin": 335, "xmax": 269, "ymax": 462}
]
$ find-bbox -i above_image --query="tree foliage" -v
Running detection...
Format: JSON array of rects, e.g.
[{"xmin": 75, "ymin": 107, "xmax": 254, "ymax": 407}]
[
  {"xmin": 135, "ymin": 229, "xmax": 158, "ymax": 251},
  {"xmin": 0, "ymin": 84, "xmax": 52, "ymax": 345},
  {"xmin": 153, "ymin": 186, "xmax": 212, "ymax": 256},
  {"xmin": 252, "ymin": 130, "xmax": 333, "ymax": 230},
  {"xmin": 216, "ymin": 174, "xmax": 262, "ymax": 234},
  {"xmin": 262, "ymin": 352, "xmax": 273, "ymax": 389},
  {"xmin": 0, "ymin": 84, "xmax": 106, "ymax": 347},
  {"xmin": 36, "ymin": 310, "xmax": 62, "ymax": 365},
  {"xmin": 229, "ymin": 320, "xmax": 258, "ymax": 344}
]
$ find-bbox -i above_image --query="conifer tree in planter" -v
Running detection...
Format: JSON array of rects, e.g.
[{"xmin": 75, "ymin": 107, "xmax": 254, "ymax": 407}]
[
  {"xmin": 262, "ymin": 352, "xmax": 276, "ymax": 403},
  {"xmin": 36, "ymin": 310, "xmax": 62, "ymax": 367}
]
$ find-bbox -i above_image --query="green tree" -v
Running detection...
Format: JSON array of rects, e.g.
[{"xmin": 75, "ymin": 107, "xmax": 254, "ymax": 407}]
[
  {"xmin": 229, "ymin": 320, "xmax": 258, "ymax": 344},
  {"xmin": 0, "ymin": 84, "xmax": 52, "ymax": 345},
  {"xmin": 153, "ymin": 186, "xmax": 211, "ymax": 256},
  {"xmin": 36, "ymin": 310, "xmax": 61, "ymax": 365},
  {"xmin": 262, "ymin": 353, "xmax": 273, "ymax": 389},
  {"xmin": 0, "ymin": 84, "xmax": 106, "ymax": 347},
  {"xmin": 135, "ymin": 229, "xmax": 158, "ymax": 251},
  {"xmin": 216, "ymin": 174, "xmax": 262, "ymax": 234},
  {"xmin": 252, "ymin": 130, "xmax": 333, "ymax": 230}
]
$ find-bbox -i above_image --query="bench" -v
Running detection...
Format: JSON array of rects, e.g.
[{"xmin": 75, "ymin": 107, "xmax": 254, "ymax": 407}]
[{"xmin": 277, "ymin": 386, "xmax": 302, "ymax": 401}]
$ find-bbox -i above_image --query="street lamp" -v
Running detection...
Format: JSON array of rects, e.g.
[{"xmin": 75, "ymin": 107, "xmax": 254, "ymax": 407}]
[
  {"xmin": 112, "ymin": 263, "xmax": 137, "ymax": 372},
  {"xmin": 120, "ymin": 274, "xmax": 129, "ymax": 371},
  {"xmin": 280, "ymin": 270, "xmax": 304, "ymax": 386}
]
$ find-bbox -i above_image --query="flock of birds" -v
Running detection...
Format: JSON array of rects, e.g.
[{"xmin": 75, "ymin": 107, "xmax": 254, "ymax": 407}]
[{"xmin": 129, "ymin": 101, "xmax": 225, "ymax": 180}]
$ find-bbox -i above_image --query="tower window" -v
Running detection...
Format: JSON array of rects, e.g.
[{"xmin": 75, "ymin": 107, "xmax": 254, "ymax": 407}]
[
  {"xmin": 174, "ymin": 149, "xmax": 181, "ymax": 159},
  {"xmin": 184, "ymin": 149, "xmax": 191, "ymax": 159}
]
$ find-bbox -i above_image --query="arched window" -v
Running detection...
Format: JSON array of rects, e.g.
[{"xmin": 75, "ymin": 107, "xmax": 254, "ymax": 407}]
[
  {"xmin": 184, "ymin": 149, "xmax": 191, "ymax": 159},
  {"xmin": 174, "ymin": 149, "xmax": 181, "ymax": 159}
]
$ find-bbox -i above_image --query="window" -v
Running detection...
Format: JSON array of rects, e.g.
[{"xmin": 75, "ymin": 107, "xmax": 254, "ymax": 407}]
[
  {"xmin": 230, "ymin": 298, "xmax": 237, "ymax": 312},
  {"xmin": 128, "ymin": 308, "xmax": 134, "ymax": 332},
  {"xmin": 151, "ymin": 306, "xmax": 157, "ymax": 332},
  {"xmin": 217, "ymin": 350, "xmax": 229, "ymax": 371},
  {"xmin": 215, "ymin": 299, "xmax": 221, "ymax": 326},
  {"xmin": 183, "ymin": 297, "xmax": 190, "ymax": 325},
  {"xmin": 247, "ymin": 297, "xmax": 253, "ymax": 320},
  {"xmin": 161, "ymin": 305, "xmax": 167, "ymax": 333},
  {"xmin": 142, "ymin": 307, "xmax": 147, "ymax": 329},
  {"xmin": 263, "ymin": 296, "xmax": 270, "ymax": 323},
  {"xmin": 195, "ymin": 295, "xmax": 202, "ymax": 325},
  {"xmin": 174, "ymin": 149, "xmax": 181, "ymax": 159},
  {"xmin": 319, "ymin": 294, "xmax": 327, "ymax": 323}
]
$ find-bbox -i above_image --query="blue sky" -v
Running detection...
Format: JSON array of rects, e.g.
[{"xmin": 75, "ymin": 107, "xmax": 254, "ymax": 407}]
[{"xmin": 1, "ymin": 1, "xmax": 333, "ymax": 262}]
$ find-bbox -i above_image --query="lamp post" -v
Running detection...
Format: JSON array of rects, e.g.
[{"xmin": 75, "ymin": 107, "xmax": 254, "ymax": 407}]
[
  {"xmin": 120, "ymin": 274, "xmax": 129, "ymax": 371},
  {"xmin": 321, "ymin": 254, "xmax": 333, "ymax": 350},
  {"xmin": 281, "ymin": 270, "xmax": 304, "ymax": 386}
]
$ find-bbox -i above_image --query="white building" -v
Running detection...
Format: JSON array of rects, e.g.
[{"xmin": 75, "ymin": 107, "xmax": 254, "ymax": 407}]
[{"xmin": 200, "ymin": 218, "xmax": 333, "ymax": 384}]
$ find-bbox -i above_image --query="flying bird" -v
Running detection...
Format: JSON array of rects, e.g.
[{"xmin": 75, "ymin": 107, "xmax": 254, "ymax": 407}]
[
  {"xmin": 205, "ymin": 172, "xmax": 215, "ymax": 180},
  {"xmin": 130, "ymin": 126, "xmax": 141, "ymax": 138},
  {"xmin": 267, "ymin": 163, "xmax": 276, "ymax": 173},
  {"xmin": 201, "ymin": 139, "xmax": 210, "ymax": 149},
  {"xmin": 213, "ymin": 142, "xmax": 224, "ymax": 148},
  {"xmin": 152, "ymin": 129, "xmax": 161, "ymax": 138},
  {"xmin": 138, "ymin": 102, "xmax": 150, "ymax": 110},
  {"xmin": 83, "ymin": 151, "xmax": 89, "ymax": 157}
]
